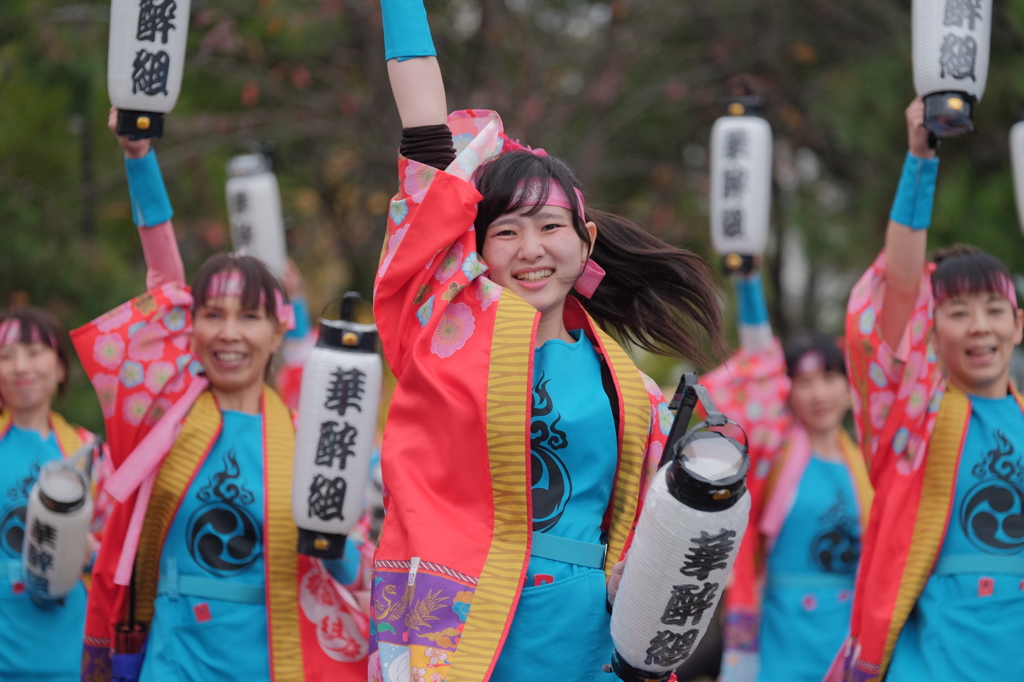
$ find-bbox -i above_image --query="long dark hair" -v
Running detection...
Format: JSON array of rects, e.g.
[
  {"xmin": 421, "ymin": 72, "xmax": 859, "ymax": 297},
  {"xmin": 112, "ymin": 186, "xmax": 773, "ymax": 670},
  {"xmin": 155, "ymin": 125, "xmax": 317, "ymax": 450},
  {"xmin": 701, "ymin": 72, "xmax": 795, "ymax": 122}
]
[
  {"xmin": 0, "ymin": 306, "xmax": 71, "ymax": 398},
  {"xmin": 473, "ymin": 151, "xmax": 726, "ymax": 367}
]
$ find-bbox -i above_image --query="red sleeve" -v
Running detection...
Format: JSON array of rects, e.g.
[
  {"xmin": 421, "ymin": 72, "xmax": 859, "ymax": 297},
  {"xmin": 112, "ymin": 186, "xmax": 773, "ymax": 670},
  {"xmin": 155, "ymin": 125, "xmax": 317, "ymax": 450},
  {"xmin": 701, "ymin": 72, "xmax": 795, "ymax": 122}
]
[
  {"xmin": 372, "ymin": 156, "xmax": 484, "ymax": 379},
  {"xmin": 845, "ymin": 249, "xmax": 941, "ymax": 482},
  {"xmin": 70, "ymin": 283, "xmax": 198, "ymax": 466}
]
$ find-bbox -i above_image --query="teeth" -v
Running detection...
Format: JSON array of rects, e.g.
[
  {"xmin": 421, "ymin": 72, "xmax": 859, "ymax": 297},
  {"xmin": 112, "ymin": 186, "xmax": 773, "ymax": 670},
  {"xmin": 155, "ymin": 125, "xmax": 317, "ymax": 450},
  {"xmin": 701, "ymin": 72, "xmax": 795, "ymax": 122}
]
[
  {"xmin": 216, "ymin": 352, "xmax": 245, "ymax": 363},
  {"xmin": 515, "ymin": 270, "xmax": 553, "ymax": 282}
]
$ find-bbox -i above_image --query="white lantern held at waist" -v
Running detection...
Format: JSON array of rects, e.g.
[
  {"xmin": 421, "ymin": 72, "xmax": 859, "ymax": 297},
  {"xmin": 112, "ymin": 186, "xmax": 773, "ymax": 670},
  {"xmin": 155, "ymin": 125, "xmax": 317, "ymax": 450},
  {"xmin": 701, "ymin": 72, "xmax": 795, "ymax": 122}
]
[
  {"xmin": 710, "ymin": 99, "xmax": 773, "ymax": 276},
  {"xmin": 22, "ymin": 442, "xmax": 97, "ymax": 607},
  {"xmin": 292, "ymin": 293, "xmax": 382, "ymax": 558},
  {"xmin": 609, "ymin": 374, "xmax": 750, "ymax": 682},
  {"xmin": 1010, "ymin": 120, "xmax": 1024, "ymax": 237},
  {"xmin": 226, "ymin": 153, "xmax": 288, "ymax": 280},
  {"xmin": 107, "ymin": 0, "xmax": 192, "ymax": 138},
  {"xmin": 913, "ymin": 0, "xmax": 992, "ymax": 138}
]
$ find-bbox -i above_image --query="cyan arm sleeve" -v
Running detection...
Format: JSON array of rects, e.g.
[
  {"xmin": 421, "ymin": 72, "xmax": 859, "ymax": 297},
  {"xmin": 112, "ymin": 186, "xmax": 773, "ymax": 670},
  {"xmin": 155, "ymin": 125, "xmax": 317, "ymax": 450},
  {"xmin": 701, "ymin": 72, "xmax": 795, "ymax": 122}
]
[
  {"xmin": 125, "ymin": 150, "xmax": 173, "ymax": 228},
  {"xmin": 381, "ymin": 0, "xmax": 436, "ymax": 61},
  {"xmin": 889, "ymin": 152, "xmax": 940, "ymax": 231}
]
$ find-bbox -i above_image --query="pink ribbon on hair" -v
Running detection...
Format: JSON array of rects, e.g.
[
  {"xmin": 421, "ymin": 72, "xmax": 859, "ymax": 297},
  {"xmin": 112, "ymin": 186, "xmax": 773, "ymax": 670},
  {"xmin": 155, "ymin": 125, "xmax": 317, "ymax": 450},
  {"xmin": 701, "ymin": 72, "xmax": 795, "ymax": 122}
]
[
  {"xmin": 574, "ymin": 260, "xmax": 606, "ymax": 298},
  {"xmin": 105, "ymin": 376, "xmax": 209, "ymax": 586},
  {"xmin": 274, "ymin": 290, "xmax": 296, "ymax": 331}
]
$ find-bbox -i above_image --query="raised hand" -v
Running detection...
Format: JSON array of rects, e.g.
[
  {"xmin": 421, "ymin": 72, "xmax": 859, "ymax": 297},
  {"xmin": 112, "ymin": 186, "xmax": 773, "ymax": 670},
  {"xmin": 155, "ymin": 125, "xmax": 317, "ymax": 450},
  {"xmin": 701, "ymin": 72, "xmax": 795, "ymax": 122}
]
[
  {"xmin": 905, "ymin": 98, "xmax": 936, "ymax": 160},
  {"xmin": 108, "ymin": 106, "xmax": 151, "ymax": 159}
]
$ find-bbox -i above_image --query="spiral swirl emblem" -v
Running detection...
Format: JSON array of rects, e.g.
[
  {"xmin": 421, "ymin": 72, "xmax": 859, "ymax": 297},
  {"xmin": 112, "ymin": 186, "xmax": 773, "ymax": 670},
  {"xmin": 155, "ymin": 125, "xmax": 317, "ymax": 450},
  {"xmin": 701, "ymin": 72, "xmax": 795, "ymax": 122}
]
[
  {"xmin": 0, "ymin": 506, "xmax": 26, "ymax": 559},
  {"xmin": 810, "ymin": 524, "xmax": 859, "ymax": 574},
  {"xmin": 960, "ymin": 430, "xmax": 1024, "ymax": 554},
  {"xmin": 530, "ymin": 374, "xmax": 572, "ymax": 532},
  {"xmin": 187, "ymin": 503, "xmax": 261, "ymax": 575},
  {"xmin": 960, "ymin": 479, "xmax": 1024, "ymax": 553},
  {"xmin": 186, "ymin": 450, "xmax": 261, "ymax": 576}
]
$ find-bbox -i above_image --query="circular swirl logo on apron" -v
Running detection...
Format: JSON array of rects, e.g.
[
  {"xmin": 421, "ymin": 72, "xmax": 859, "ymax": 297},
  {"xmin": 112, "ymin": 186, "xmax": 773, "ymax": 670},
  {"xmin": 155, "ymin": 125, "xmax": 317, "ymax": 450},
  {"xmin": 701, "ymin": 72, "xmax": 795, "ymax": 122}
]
[
  {"xmin": 187, "ymin": 450, "xmax": 262, "ymax": 576},
  {"xmin": 809, "ymin": 491, "xmax": 860, "ymax": 574},
  {"xmin": 0, "ymin": 506, "xmax": 26, "ymax": 559},
  {"xmin": 960, "ymin": 431, "xmax": 1024, "ymax": 554},
  {"xmin": 0, "ymin": 462, "xmax": 41, "ymax": 559}
]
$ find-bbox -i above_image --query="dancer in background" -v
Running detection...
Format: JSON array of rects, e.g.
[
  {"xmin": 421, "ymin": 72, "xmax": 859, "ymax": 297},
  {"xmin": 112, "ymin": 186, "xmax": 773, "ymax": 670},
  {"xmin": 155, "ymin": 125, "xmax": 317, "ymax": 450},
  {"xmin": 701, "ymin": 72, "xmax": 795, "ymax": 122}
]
[
  {"xmin": 75, "ymin": 109, "xmax": 370, "ymax": 682},
  {"xmin": 703, "ymin": 271, "xmax": 870, "ymax": 682},
  {"xmin": 832, "ymin": 98, "xmax": 1024, "ymax": 681},
  {"xmin": 371, "ymin": 1, "xmax": 729, "ymax": 680},
  {"xmin": 0, "ymin": 306, "xmax": 110, "ymax": 681}
]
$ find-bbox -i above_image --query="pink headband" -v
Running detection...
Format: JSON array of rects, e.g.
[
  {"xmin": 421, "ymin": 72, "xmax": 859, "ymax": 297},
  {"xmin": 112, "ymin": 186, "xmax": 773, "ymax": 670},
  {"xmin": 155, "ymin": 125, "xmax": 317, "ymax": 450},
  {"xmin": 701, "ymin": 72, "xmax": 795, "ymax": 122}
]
[
  {"xmin": 933, "ymin": 274, "xmax": 1019, "ymax": 310},
  {"xmin": 513, "ymin": 178, "xmax": 586, "ymax": 220},
  {"xmin": 205, "ymin": 270, "xmax": 296, "ymax": 331},
  {"xmin": 510, "ymin": 178, "xmax": 605, "ymax": 298},
  {"xmin": 0, "ymin": 319, "xmax": 56, "ymax": 349},
  {"xmin": 794, "ymin": 351, "xmax": 825, "ymax": 377}
]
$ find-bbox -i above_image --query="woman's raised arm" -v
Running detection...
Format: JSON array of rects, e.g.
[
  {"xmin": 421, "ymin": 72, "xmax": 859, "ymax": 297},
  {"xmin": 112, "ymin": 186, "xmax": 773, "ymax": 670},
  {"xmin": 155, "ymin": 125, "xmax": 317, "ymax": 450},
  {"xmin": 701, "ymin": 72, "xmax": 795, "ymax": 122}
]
[
  {"xmin": 107, "ymin": 106, "xmax": 186, "ymax": 290},
  {"xmin": 382, "ymin": 0, "xmax": 448, "ymax": 128},
  {"xmin": 878, "ymin": 98, "xmax": 938, "ymax": 350}
]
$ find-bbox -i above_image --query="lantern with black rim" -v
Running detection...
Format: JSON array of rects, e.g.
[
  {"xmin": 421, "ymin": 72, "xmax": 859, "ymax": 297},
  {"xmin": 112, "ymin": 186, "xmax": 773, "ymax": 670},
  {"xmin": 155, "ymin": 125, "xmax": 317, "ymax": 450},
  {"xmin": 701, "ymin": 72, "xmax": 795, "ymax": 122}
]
[
  {"xmin": 226, "ymin": 153, "xmax": 288, "ymax": 279},
  {"xmin": 709, "ymin": 98, "xmax": 772, "ymax": 277},
  {"xmin": 913, "ymin": 0, "xmax": 992, "ymax": 138},
  {"xmin": 107, "ymin": 0, "xmax": 191, "ymax": 139}
]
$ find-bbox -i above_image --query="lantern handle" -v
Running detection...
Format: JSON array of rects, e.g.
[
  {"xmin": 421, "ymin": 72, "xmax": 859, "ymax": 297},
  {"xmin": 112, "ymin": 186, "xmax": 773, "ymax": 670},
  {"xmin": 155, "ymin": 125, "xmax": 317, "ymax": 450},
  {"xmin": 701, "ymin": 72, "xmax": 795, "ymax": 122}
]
[{"xmin": 661, "ymin": 372, "xmax": 749, "ymax": 467}]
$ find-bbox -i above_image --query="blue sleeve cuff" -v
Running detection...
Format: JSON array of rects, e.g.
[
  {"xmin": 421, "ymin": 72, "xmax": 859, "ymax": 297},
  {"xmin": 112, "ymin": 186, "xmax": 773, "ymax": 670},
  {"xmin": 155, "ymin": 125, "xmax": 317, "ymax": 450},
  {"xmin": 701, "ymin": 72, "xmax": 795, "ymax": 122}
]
[
  {"xmin": 889, "ymin": 152, "xmax": 940, "ymax": 231},
  {"xmin": 322, "ymin": 537, "xmax": 361, "ymax": 586},
  {"xmin": 737, "ymin": 274, "xmax": 769, "ymax": 326},
  {"xmin": 285, "ymin": 296, "xmax": 312, "ymax": 340},
  {"xmin": 382, "ymin": 0, "xmax": 437, "ymax": 61},
  {"xmin": 125, "ymin": 150, "xmax": 173, "ymax": 228}
]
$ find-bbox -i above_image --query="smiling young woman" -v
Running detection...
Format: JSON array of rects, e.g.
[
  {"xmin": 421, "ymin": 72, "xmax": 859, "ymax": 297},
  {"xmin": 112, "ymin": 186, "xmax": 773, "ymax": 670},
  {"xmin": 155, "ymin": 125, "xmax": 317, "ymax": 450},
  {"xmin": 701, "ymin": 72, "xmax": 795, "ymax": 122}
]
[
  {"xmin": 0, "ymin": 307, "xmax": 110, "ymax": 682},
  {"xmin": 369, "ymin": 2, "xmax": 730, "ymax": 681},
  {"xmin": 831, "ymin": 99, "xmax": 1024, "ymax": 682},
  {"xmin": 700, "ymin": 270, "xmax": 871, "ymax": 682},
  {"xmin": 71, "ymin": 109, "xmax": 371, "ymax": 682}
]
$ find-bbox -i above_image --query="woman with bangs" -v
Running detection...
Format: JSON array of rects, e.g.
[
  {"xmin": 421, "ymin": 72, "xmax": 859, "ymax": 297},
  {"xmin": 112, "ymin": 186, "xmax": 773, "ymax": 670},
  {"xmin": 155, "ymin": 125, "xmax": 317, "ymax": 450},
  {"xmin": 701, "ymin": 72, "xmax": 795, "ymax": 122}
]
[
  {"xmin": 370, "ymin": 2, "xmax": 730, "ymax": 681},
  {"xmin": 701, "ymin": 267, "xmax": 871, "ymax": 682},
  {"xmin": 0, "ymin": 306, "xmax": 109, "ymax": 681},
  {"xmin": 831, "ymin": 99, "xmax": 1024, "ymax": 682},
  {"xmin": 73, "ymin": 110, "xmax": 371, "ymax": 682}
]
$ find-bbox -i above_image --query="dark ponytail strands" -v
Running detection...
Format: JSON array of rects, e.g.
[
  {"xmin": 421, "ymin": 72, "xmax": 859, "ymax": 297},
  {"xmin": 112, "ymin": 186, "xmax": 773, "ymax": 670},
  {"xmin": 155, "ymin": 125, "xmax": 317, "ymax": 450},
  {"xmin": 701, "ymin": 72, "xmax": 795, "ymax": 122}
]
[{"xmin": 579, "ymin": 208, "xmax": 727, "ymax": 369}]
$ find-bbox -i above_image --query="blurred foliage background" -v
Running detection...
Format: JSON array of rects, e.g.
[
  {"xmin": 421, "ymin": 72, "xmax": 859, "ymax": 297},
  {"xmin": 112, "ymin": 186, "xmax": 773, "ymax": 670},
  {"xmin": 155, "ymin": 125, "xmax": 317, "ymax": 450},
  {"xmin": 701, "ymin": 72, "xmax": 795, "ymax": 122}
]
[{"xmin": 3, "ymin": 0, "xmax": 1024, "ymax": 432}]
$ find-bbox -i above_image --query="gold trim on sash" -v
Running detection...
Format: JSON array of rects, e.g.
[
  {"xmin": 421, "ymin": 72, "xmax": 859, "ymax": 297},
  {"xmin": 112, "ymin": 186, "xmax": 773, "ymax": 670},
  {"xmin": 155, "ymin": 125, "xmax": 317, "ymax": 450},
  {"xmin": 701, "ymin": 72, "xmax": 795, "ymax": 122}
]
[
  {"xmin": 880, "ymin": 385, "xmax": 968, "ymax": 675},
  {"xmin": 262, "ymin": 388, "xmax": 302, "ymax": 681},
  {"xmin": 132, "ymin": 391, "xmax": 222, "ymax": 625},
  {"xmin": 592, "ymin": 327, "xmax": 650, "ymax": 578},
  {"xmin": 840, "ymin": 429, "xmax": 874, "ymax": 531},
  {"xmin": 0, "ymin": 410, "xmax": 85, "ymax": 456},
  {"xmin": 447, "ymin": 292, "xmax": 536, "ymax": 682},
  {"xmin": 49, "ymin": 412, "xmax": 85, "ymax": 457}
]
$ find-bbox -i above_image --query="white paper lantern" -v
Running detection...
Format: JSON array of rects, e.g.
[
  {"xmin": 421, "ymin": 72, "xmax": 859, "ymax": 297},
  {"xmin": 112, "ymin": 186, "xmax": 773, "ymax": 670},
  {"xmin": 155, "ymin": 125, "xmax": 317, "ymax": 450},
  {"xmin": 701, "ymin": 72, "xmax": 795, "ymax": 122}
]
[
  {"xmin": 710, "ymin": 109, "xmax": 772, "ymax": 274},
  {"xmin": 610, "ymin": 409, "xmax": 749, "ymax": 681},
  {"xmin": 1010, "ymin": 121, "xmax": 1024, "ymax": 237},
  {"xmin": 107, "ymin": 0, "xmax": 191, "ymax": 138},
  {"xmin": 226, "ymin": 154, "xmax": 288, "ymax": 280},
  {"xmin": 913, "ymin": 0, "xmax": 992, "ymax": 137},
  {"xmin": 292, "ymin": 295, "xmax": 382, "ymax": 558},
  {"xmin": 22, "ymin": 460, "xmax": 93, "ymax": 604}
]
